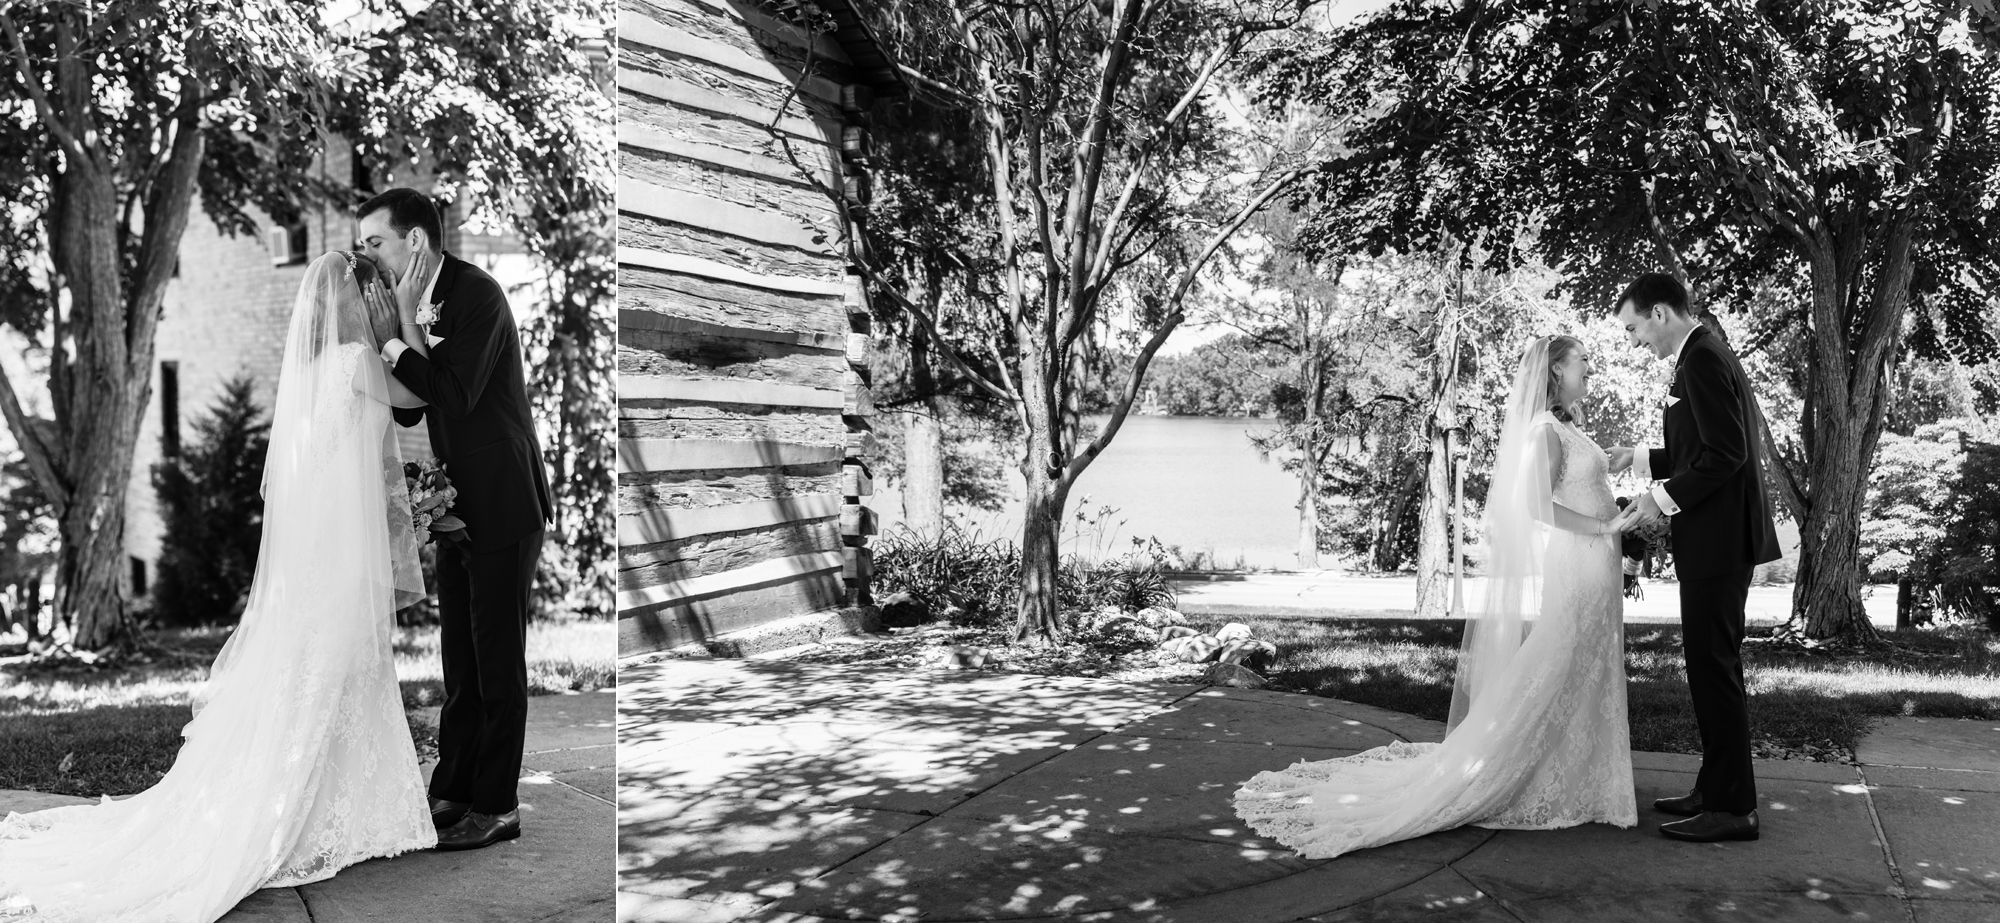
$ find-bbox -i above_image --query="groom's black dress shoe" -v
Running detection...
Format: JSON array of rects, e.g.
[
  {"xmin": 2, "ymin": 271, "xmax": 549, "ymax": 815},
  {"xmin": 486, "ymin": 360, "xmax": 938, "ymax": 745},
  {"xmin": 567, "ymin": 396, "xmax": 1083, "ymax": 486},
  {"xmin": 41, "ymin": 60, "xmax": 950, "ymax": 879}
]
[
  {"xmin": 435, "ymin": 809, "xmax": 521, "ymax": 851},
  {"xmin": 429, "ymin": 797, "xmax": 472, "ymax": 830},
  {"xmin": 1653, "ymin": 790, "xmax": 1703, "ymax": 817},
  {"xmin": 1660, "ymin": 810, "xmax": 1759, "ymax": 842}
]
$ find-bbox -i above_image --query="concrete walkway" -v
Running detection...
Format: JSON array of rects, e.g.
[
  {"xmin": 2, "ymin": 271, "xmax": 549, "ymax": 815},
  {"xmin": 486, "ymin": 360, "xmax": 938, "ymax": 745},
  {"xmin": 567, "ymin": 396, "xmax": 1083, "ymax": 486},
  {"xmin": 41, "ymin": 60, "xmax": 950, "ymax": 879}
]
[
  {"xmin": 618, "ymin": 659, "xmax": 1996, "ymax": 923},
  {"xmin": 1170, "ymin": 573, "xmax": 1902, "ymax": 628},
  {"xmin": 0, "ymin": 689, "xmax": 616, "ymax": 922}
]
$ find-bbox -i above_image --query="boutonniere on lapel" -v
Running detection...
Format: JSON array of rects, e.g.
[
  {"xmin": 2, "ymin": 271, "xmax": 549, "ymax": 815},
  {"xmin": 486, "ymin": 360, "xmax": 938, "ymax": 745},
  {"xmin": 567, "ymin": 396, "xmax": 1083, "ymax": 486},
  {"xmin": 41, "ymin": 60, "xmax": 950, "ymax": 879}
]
[{"xmin": 415, "ymin": 301, "xmax": 440, "ymax": 326}]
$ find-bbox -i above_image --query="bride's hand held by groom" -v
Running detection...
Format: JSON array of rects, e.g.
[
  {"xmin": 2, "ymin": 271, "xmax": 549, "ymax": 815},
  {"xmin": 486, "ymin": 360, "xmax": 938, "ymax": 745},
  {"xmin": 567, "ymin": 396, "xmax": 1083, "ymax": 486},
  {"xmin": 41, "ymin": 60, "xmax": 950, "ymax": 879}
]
[{"xmin": 1611, "ymin": 491, "xmax": 1663, "ymax": 533}]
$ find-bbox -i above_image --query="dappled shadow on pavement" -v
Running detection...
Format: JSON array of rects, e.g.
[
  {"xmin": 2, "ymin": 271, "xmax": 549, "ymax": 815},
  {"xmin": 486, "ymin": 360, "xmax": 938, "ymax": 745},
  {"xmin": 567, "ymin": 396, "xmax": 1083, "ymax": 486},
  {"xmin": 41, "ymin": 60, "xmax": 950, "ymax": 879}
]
[
  {"xmin": 616, "ymin": 660, "xmax": 1491, "ymax": 922},
  {"xmin": 617, "ymin": 659, "xmax": 2000, "ymax": 923}
]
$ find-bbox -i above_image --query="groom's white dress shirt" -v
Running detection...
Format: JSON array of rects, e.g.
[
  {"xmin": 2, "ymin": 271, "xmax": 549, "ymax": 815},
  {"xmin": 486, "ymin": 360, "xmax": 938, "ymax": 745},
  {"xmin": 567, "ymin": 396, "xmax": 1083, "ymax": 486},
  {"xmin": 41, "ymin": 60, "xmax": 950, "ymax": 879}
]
[
  {"xmin": 1631, "ymin": 324, "xmax": 1701, "ymax": 517},
  {"xmin": 379, "ymin": 261, "xmax": 443, "ymax": 367}
]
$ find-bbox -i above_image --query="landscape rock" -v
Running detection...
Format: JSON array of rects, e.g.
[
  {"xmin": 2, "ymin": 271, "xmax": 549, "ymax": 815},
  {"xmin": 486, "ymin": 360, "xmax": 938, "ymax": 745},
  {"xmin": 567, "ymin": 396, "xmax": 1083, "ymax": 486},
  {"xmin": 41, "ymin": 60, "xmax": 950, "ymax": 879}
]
[
  {"xmin": 1157, "ymin": 624, "xmax": 1200, "ymax": 641},
  {"xmin": 1134, "ymin": 606, "xmax": 1187, "ymax": 628},
  {"xmin": 1202, "ymin": 661, "xmax": 1266, "ymax": 689},
  {"xmin": 944, "ymin": 645, "xmax": 998, "ymax": 670},
  {"xmin": 1216, "ymin": 638, "xmax": 1277, "ymax": 671},
  {"xmin": 1213, "ymin": 622, "xmax": 1253, "ymax": 642},
  {"xmin": 1160, "ymin": 634, "xmax": 1223, "ymax": 663},
  {"xmin": 878, "ymin": 592, "xmax": 931, "ymax": 628}
]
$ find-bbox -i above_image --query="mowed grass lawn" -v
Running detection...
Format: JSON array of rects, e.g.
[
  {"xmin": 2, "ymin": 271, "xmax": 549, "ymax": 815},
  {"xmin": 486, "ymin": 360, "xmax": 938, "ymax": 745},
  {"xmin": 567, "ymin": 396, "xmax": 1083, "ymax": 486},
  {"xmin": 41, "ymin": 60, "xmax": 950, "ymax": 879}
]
[
  {"xmin": 0, "ymin": 619, "xmax": 614, "ymax": 798},
  {"xmin": 1199, "ymin": 616, "xmax": 2000, "ymax": 762}
]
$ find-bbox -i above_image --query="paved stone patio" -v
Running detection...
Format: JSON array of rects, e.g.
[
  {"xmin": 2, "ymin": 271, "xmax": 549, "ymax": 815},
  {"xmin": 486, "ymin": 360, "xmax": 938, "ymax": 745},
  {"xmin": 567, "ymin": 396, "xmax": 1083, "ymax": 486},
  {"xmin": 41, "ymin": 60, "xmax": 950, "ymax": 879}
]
[
  {"xmin": 618, "ymin": 659, "xmax": 1996, "ymax": 923},
  {"xmin": 0, "ymin": 689, "xmax": 616, "ymax": 923}
]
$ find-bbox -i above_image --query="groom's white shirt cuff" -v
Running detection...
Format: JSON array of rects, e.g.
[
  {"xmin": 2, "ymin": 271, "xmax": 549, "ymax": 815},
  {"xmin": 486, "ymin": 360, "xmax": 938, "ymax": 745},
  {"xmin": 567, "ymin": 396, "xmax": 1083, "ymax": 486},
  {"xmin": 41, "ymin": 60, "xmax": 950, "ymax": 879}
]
[
  {"xmin": 380, "ymin": 332, "xmax": 446, "ymax": 367},
  {"xmin": 1631, "ymin": 444, "xmax": 1682, "ymax": 516}
]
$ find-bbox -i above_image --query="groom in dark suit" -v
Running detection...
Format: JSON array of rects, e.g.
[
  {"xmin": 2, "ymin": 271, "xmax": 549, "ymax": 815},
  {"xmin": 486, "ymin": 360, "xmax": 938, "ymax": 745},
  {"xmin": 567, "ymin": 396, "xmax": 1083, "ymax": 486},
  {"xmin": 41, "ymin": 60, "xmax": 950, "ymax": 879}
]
[
  {"xmin": 1609, "ymin": 272, "xmax": 1782, "ymax": 844},
  {"xmin": 358, "ymin": 188, "xmax": 554, "ymax": 851}
]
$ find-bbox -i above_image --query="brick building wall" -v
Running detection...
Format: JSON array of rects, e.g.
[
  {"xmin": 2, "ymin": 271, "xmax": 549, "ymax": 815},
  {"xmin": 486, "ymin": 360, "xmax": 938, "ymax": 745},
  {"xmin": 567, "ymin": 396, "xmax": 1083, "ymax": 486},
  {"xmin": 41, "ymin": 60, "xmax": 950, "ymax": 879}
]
[{"xmin": 126, "ymin": 142, "xmax": 538, "ymax": 584}]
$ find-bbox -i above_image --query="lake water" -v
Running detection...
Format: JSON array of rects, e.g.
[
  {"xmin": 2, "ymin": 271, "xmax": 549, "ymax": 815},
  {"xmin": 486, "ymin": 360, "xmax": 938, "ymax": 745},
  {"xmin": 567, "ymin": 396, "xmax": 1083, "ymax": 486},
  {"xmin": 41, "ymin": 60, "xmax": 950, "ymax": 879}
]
[{"xmin": 876, "ymin": 415, "xmax": 1307, "ymax": 568}]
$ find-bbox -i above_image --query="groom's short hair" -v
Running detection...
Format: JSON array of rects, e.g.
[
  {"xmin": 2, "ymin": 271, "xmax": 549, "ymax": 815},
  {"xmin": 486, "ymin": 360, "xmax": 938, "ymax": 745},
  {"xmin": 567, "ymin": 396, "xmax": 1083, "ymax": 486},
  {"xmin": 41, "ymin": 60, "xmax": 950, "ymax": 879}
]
[
  {"xmin": 1616, "ymin": 273, "xmax": 1690, "ymax": 317},
  {"xmin": 357, "ymin": 188, "xmax": 445, "ymax": 252}
]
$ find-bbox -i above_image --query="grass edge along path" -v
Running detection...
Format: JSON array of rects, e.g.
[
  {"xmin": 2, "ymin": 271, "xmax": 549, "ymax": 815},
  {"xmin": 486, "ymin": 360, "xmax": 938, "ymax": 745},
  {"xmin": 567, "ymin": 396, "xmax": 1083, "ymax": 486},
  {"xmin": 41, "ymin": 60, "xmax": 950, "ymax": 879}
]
[
  {"xmin": 1, "ymin": 620, "xmax": 614, "ymax": 798},
  {"xmin": 778, "ymin": 614, "xmax": 2000, "ymax": 764}
]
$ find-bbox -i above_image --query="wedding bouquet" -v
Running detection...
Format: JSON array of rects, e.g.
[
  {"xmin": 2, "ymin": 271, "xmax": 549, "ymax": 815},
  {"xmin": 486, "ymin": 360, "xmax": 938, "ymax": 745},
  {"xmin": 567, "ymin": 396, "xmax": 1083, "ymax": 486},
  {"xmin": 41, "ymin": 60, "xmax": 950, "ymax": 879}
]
[
  {"xmin": 405, "ymin": 459, "xmax": 469, "ymax": 545},
  {"xmin": 1614, "ymin": 495, "xmax": 1672, "ymax": 600}
]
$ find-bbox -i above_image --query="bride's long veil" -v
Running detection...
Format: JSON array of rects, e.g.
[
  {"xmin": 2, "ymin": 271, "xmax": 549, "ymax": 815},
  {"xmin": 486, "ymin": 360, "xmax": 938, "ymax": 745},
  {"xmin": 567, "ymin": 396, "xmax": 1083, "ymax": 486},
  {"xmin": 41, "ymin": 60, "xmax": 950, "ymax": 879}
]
[
  {"xmin": 0, "ymin": 252, "xmax": 431, "ymax": 922},
  {"xmin": 201, "ymin": 251, "xmax": 425, "ymax": 712},
  {"xmin": 1446, "ymin": 338, "xmax": 1561, "ymax": 734}
]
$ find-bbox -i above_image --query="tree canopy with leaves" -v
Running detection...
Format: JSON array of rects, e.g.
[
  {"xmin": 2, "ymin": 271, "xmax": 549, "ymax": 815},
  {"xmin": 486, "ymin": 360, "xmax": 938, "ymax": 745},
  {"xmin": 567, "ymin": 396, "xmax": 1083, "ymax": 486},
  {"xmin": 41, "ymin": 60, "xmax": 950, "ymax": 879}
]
[
  {"xmin": 1251, "ymin": 0, "xmax": 2000, "ymax": 640},
  {"xmin": 0, "ymin": 0, "xmax": 612, "ymax": 648},
  {"xmin": 853, "ymin": 0, "xmax": 1317, "ymax": 642}
]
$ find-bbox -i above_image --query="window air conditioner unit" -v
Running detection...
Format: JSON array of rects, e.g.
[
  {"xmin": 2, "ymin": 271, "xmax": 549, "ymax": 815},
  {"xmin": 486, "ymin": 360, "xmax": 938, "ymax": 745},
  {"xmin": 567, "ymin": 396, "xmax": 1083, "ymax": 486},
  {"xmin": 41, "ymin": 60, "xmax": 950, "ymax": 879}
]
[{"xmin": 267, "ymin": 225, "xmax": 292, "ymax": 266}]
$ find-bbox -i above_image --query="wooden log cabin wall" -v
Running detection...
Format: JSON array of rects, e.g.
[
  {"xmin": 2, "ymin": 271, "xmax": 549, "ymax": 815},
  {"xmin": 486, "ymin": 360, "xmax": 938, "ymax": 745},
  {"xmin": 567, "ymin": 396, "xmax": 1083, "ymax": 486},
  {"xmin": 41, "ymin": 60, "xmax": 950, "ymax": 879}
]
[{"xmin": 617, "ymin": 0, "xmax": 904, "ymax": 654}]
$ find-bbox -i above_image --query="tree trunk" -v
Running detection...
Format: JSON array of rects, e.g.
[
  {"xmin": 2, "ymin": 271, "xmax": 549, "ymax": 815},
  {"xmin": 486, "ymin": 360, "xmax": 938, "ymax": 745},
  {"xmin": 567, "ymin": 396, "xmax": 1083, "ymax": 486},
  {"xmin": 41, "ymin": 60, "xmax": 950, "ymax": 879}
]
[
  {"xmin": 1375, "ymin": 461, "xmax": 1422, "ymax": 572},
  {"xmin": 1416, "ymin": 274, "xmax": 1459, "ymax": 618},
  {"xmin": 1015, "ymin": 422, "xmax": 1069, "ymax": 644},
  {"xmin": 1298, "ymin": 467, "xmax": 1320, "ymax": 571},
  {"xmin": 1788, "ymin": 224, "xmax": 1912, "ymax": 643},
  {"xmin": 1298, "ymin": 352, "xmax": 1321, "ymax": 571},
  {"xmin": 3, "ymin": 39, "xmax": 203, "ymax": 650},
  {"xmin": 901, "ymin": 329, "xmax": 946, "ymax": 536},
  {"xmin": 1416, "ymin": 439, "xmax": 1452, "ymax": 617},
  {"xmin": 903, "ymin": 408, "xmax": 946, "ymax": 536}
]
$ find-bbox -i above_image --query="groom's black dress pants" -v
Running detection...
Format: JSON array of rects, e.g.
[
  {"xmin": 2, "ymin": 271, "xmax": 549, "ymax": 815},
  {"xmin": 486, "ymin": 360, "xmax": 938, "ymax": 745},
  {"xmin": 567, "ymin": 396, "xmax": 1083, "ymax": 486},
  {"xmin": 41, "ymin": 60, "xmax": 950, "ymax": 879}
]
[
  {"xmin": 1679, "ymin": 566, "xmax": 1757, "ymax": 815},
  {"xmin": 431, "ymin": 529, "xmax": 544, "ymax": 815}
]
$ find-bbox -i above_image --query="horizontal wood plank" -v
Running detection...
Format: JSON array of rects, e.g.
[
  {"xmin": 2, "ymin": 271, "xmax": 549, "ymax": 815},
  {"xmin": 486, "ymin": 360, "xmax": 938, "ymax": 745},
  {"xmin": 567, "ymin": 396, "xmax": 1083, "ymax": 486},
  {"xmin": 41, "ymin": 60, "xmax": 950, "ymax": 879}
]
[
  {"xmin": 617, "ymin": 376, "xmax": 845, "ymax": 409},
  {"xmin": 841, "ymin": 462, "xmax": 873, "ymax": 497},
  {"xmin": 620, "ymin": 66, "xmax": 830, "ymax": 142},
  {"xmin": 620, "ymin": 122, "xmax": 824, "ymax": 188},
  {"xmin": 619, "ymin": 213, "xmax": 845, "ymax": 292},
  {"xmin": 619, "ymin": 265, "xmax": 847, "ymax": 339},
  {"xmin": 843, "ymin": 545, "xmax": 873, "ymax": 581},
  {"xmin": 839, "ymin": 504, "xmax": 877, "ymax": 538},
  {"xmin": 617, "ymin": 245, "xmax": 845, "ymax": 296},
  {"xmin": 620, "ymin": 9, "xmax": 845, "ymax": 103},
  {"xmin": 620, "ymin": 177, "xmax": 835, "ymax": 254},
  {"xmin": 618, "ymin": 570, "xmax": 845, "ymax": 653},
  {"xmin": 621, "ymin": 494, "xmax": 841, "ymax": 546},
  {"xmin": 619, "ymin": 437, "xmax": 845, "ymax": 474},
  {"xmin": 619, "ymin": 550, "xmax": 844, "ymax": 613},
  {"xmin": 618, "ymin": 307, "xmax": 847, "ymax": 351}
]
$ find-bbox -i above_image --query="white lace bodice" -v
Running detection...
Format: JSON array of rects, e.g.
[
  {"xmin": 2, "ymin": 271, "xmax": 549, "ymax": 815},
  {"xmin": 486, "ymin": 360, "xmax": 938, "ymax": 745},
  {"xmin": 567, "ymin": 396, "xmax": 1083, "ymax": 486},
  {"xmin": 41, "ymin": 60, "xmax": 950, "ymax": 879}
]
[{"xmin": 1546, "ymin": 416, "xmax": 1618, "ymax": 522}]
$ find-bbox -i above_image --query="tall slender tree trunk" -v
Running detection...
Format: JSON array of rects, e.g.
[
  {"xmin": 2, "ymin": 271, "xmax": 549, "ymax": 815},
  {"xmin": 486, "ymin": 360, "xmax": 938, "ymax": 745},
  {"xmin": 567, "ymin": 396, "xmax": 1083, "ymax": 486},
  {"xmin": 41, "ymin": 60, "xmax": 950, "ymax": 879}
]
[
  {"xmin": 1375, "ymin": 462, "xmax": 1422, "ymax": 572},
  {"xmin": 1014, "ymin": 339, "xmax": 1068, "ymax": 644},
  {"xmin": 1415, "ymin": 271, "xmax": 1460, "ymax": 618},
  {"xmin": 1297, "ymin": 306, "xmax": 1321, "ymax": 571},
  {"xmin": 902, "ymin": 330, "xmax": 947, "ymax": 536}
]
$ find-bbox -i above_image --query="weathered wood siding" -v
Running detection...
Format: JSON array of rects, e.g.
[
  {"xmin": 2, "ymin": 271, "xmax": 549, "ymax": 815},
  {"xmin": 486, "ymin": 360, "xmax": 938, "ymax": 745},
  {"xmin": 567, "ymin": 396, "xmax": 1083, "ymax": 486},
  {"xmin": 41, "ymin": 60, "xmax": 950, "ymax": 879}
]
[{"xmin": 618, "ymin": 0, "xmax": 888, "ymax": 654}]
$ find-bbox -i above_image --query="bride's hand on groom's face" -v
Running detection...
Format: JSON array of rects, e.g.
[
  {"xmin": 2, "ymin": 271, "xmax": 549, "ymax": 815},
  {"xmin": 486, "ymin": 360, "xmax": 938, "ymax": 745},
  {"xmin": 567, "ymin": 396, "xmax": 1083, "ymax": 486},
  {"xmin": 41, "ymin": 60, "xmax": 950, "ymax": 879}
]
[
  {"xmin": 393, "ymin": 246, "xmax": 433, "ymax": 324},
  {"xmin": 363, "ymin": 280, "xmax": 401, "ymax": 347}
]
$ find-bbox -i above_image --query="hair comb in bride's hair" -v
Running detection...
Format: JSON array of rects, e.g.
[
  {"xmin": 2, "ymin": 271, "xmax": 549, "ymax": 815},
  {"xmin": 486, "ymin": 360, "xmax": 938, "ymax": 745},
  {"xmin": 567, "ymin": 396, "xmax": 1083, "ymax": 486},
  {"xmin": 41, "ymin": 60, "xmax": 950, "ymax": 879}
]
[{"xmin": 337, "ymin": 251, "xmax": 383, "ymax": 286}]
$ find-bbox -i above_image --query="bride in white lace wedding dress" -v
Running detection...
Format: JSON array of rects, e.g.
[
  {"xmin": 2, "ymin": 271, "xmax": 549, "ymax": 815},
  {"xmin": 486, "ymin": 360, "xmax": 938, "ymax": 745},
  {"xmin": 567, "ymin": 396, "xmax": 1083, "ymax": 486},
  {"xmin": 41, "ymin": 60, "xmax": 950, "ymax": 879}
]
[
  {"xmin": 0, "ymin": 253, "xmax": 437, "ymax": 921},
  {"xmin": 1235, "ymin": 335, "xmax": 1636, "ymax": 859}
]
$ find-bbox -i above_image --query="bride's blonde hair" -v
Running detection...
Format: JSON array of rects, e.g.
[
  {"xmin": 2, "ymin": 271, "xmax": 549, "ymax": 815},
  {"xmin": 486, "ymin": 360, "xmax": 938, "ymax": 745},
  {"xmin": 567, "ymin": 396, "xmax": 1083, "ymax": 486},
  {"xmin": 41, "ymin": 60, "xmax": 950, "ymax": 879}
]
[{"xmin": 1524, "ymin": 335, "xmax": 1584, "ymax": 423}]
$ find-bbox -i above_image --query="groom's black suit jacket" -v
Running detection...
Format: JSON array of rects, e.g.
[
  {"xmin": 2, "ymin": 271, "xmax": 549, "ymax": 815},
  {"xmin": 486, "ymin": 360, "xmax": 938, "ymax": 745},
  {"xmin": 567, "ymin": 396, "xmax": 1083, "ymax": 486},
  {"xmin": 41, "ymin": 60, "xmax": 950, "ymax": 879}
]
[
  {"xmin": 1644, "ymin": 324, "xmax": 1781, "ymax": 580},
  {"xmin": 391, "ymin": 254, "xmax": 553, "ymax": 553}
]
